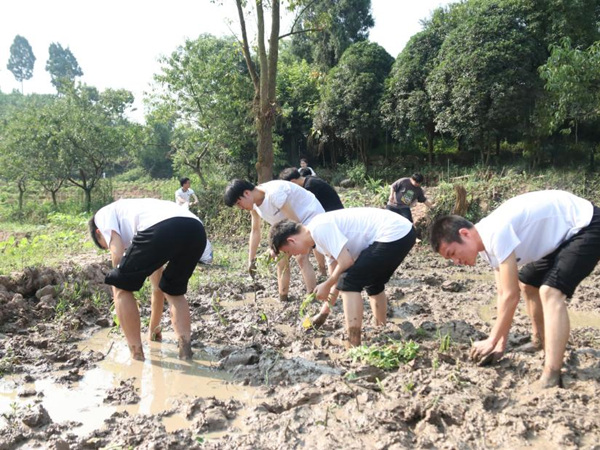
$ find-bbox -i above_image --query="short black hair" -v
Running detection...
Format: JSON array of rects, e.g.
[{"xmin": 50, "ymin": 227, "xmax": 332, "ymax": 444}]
[
  {"xmin": 300, "ymin": 158, "xmax": 309, "ymax": 164},
  {"xmin": 180, "ymin": 177, "xmax": 190, "ymax": 187},
  {"xmin": 411, "ymin": 173, "xmax": 424, "ymax": 184},
  {"xmin": 88, "ymin": 215, "xmax": 103, "ymax": 249},
  {"xmin": 224, "ymin": 179, "xmax": 255, "ymax": 207},
  {"xmin": 298, "ymin": 168, "xmax": 312, "ymax": 177},
  {"xmin": 269, "ymin": 219, "xmax": 302, "ymax": 254},
  {"xmin": 279, "ymin": 167, "xmax": 301, "ymax": 181},
  {"xmin": 429, "ymin": 215, "xmax": 474, "ymax": 253}
]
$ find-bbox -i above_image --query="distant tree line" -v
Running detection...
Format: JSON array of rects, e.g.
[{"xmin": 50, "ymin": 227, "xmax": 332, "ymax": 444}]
[{"xmin": 2, "ymin": 0, "xmax": 600, "ymax": 214}]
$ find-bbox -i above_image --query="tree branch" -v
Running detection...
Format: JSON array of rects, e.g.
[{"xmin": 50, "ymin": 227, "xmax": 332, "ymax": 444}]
[{"xmin": 236, "ymin": 0, "xmax": 260, "ymax": 90}]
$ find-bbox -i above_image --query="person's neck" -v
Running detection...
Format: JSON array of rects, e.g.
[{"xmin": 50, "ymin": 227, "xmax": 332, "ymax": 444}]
[
  {"xmin": 254, "ymin": 188, "xmax": 265, "ymax": 206},
  {"xmin": 182, "ymin": 187, "xmax": 188, "ymax": 192}
]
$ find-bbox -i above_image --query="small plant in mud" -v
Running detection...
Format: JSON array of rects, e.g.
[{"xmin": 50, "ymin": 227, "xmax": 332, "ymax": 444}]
[
  {"xmin": 211, "ymin": 295, "xmax": 228, "ymax": 326},
  {"xmin": 254, "ymin": 251, "xmax": 284, "ymax": 278},
  {"xmin": 347, "ymin": 339, "xmax": 420, "ymax": 370},
  {"xmin": 403, "ymin": 380, "xmax": 416, "ymax": 392},
  {"xmin": 0, "ymin": 349, "xmax": 18, "ymax": 377},
  {"xmin": 299, "ymin": 292, "xmax": 333, "ymax": 329},
  {"xmin": 437, "ymin": 330, "xmax": 452, "ymax": 353},
  {"xmin": 1, "ymin": 402, "xmax": 21, "ymax": 427}
]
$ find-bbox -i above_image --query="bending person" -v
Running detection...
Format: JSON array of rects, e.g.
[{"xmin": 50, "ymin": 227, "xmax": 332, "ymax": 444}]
[
  {"xmin": 430, "ymin": 190, "xmax": 600, "ymax": 388},
  {"xmin": 269, "ymin": 208, "xmax": 415, "ymax": 345},
  {"xmin": 89, "ymin": 198, "xmax": 206, "ymax": 361}
]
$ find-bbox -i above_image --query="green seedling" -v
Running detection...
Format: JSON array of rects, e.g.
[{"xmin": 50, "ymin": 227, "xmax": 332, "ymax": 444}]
[
  {"xmin": 299, "ymin": 293, "xmax": 317, "ymax": 318},
  {"xmin": 437, "ymin": 330, "xmax": 452, "ymax": 353},
  {"xmin": 403, "ymin": 380, "xmax": 415, "ymax": 392},
  {"xmin": 255, "ymin": 251, "xmax": 284, "ymax": 277},
  {"xmin": 347, "ymin": 339, "xmax": 420, "ymax": 370},
  {"xmin": 211, "ymin": 295, "xmax": 228, "ymax": 326}
]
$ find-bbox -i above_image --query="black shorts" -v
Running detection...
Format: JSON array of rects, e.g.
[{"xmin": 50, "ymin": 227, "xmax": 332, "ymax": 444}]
[
  {"xmin": 386, "ymin": 204, "xmax": 413, "ymax": 223},
  {"xmin": 518, "ymin": 206, "xmax": 600, "ymax": 298},
  {"xmin": 337, "ymin": 228, "xmax": 416, "ymax": 296},
  {"xmin": 105, "ymin": 217, "xmax": 206, "ymax": 296}
]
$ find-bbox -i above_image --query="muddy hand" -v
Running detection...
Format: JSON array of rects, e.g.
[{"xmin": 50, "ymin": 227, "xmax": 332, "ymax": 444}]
[
  {"xmin": 248, "ymin": 258, "xmax": 257, "ymax": 279},
  {"xmin": 476, "ymin": 351, "xmax": 504, "ymax": 366}
]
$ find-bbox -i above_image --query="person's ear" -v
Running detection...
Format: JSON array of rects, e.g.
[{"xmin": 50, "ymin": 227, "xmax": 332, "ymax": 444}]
[{"xmin": 458, "ymin": 228, "xmax": 471, "ymax": 240}]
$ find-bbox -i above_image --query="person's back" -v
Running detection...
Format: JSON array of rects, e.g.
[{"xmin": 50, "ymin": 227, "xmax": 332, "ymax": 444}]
[
  {"xmin": 304, "ymin": 176, "xmax": 344, "ymax": 212},
  {"xmin": 256, "ymin": 180, "xmax": 324, "ymax": 225}
]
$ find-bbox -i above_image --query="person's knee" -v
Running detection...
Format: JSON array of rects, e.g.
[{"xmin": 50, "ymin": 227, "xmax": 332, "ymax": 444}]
[
  {"xmin": 539, "ymin": 285, "xmax": 567, "ymax": 305},
  {"xmin": 520, "ymin": 282, "xmax": 538, "ymax": 298}
]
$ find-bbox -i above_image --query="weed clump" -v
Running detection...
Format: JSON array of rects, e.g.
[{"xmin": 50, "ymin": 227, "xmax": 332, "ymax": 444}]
[{"xmin": 348, "ymin": 339, "xmax": 420, "ymax": 370}]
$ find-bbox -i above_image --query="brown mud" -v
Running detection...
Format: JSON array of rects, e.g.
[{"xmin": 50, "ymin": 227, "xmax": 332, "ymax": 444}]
[{"xmin": 1, "ymin": 243, "xmax": 600, "ymax": 449}]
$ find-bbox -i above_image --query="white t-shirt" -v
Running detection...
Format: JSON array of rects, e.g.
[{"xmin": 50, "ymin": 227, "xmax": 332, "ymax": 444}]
[
  {"xmin": 476, "ymin": 190, "xmax": 593, "ymax": 268},
  {"xmin": 94, "ymin": 198, "xmax": 199, "ymax": 248},
  {"xmin": 308, "ymin": 207, "xmax": 413, "ymax": 262},
  {"xmin": 175, "ymin": 187, "xmax": 196, "ymax": 208},
  {"xmin": 254, "ymin": 180, "xmax": 324, "ymax": 225}
]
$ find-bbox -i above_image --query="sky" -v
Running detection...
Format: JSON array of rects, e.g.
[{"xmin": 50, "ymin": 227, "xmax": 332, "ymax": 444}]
[{"xmin": 0, "ymin": 0, "xmax": 455, "ymax": 122}]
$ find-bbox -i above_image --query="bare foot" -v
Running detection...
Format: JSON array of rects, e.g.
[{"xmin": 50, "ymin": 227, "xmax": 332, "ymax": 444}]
[
  {"xmin": 178, "ymin": 337, "xmax": 193, "ymax": 360},
  {"xmin": 514, "ymin": 341, "xmax": 542, "ymax": 353},
  {"xmin": 538, "ymin": 369, "xmax": 562, "ymax": 389},
  {"xmin": 309, "ymin": 311, "xmax": 329, "ymax": 329},
  {"xmin": 149, "ymin": 326, "xmax": 162, "ymax": 342},
  {"xmin": 279, "ymin": 294, "xmax": 289, "ymax": 302},
  {"xmin": 130, "ymin": 345, "xmax": 145, "ymax": 361},
  {"xmin": 347, "ymin": 326, "xmax": 361, "ymax": 348}
]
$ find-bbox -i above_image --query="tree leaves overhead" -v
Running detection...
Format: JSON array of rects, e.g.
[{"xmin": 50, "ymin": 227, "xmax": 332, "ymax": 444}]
[{"xmin": 289, "ymin": 0, "xmax": 374, "ymax": 69}]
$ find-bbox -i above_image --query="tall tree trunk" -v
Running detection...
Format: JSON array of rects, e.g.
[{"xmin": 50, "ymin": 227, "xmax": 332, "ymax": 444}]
[
  {"xmin": 51, "ymin": 190, "xmax": 58, "ymax": 207},
  {"xmin": 236, "ymin": 0, "xmax": 280, "ymax": 184},
  {"xmin": 85, "ymin": 188, "xmax": 92, "ymax": 212},
  {"xmin": 17, "ymin": 178, "xmax": 26, "ymax": 212}
]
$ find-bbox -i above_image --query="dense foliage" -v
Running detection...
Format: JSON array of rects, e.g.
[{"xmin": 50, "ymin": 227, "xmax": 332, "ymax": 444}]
[{"xmin": 2, "ymin": 0, "xmax": 600, "ymax": 216}]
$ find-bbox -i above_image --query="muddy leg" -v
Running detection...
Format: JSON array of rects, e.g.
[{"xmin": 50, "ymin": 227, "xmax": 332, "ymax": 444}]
[
  {"xmin": 148, "ymin": 269, "xmax": 164, "ymax": 342},
  {"xmin": 342, "ymin": 292, "xmax": 363, "ymax": 347},
  {"xmin": 277, "ymin": 254, "xmax": 290, "ymax": 301},
  {"xmin": 369, "ymin": 292, "xmax": 387, "ymax": 326},
  {"xmin": 113, "ymin": 287, "xmax": 144, "ymax": 361},
  {"xmin": 520, "ymin": 282, "xmax": 544, "ymax": 351},
  {"xmin": 538, "ymin": 285, "xmax": 569, "ymax": 388},
  {"xmin": 165, "ymin": 294, "xmax": 192, "ymax": 360},
  {"xmin": 313, "ymin": 249, "xmax": 327, "ymax": 278},
  {"xmin": 295, "ymin": 253, "xmax": 316, "ymax": 293}
]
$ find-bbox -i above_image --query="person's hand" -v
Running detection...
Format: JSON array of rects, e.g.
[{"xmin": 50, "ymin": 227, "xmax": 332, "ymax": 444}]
[
  {"xmin": 470, "ymin": 337, "xmax": 505, "ymax": 366},
  {"xmin": 313, "ymin": 282, "xmax": 331, "ymax": 301},
  {"xmin": 248, "ymin": 258, "xmax": 257, "ymax": 279}
]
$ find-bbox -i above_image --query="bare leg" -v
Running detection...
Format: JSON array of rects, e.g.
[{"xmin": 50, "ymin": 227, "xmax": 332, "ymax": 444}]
[
  {"xmin": 313, "ymin": 249, "xmax": 327, "ymax": 277},
  {"xmin": 165, "ymin": 294, "xmax": 192, "ymax": 359},
  {"xmin": 520, "ymin": 282, "xmax": 544, "ymax": 350},
  {"xmin": 369, "ymin": 291, "xmax": 387, "ymax": 326},
  {"xmin": 148, "ymin": 268, "xmax": 165, "ymax": 342},
  {"xmin": 295, "ymin": 253, "xmax": 316, "ymax": 293},
  {"xmin": 113, "ymin": 287, "xmax": 144, "ymax": 360},
  {"xmin": 538, "ymin": 286, "xmax": 569, "ymax": 388},
  {"xmin": 277, "ymin": 254, "xmax": 290, "ymax": 300},
  {"xmin": 342, "ymin": 292, "xmax": 363, "ymax": 347}
]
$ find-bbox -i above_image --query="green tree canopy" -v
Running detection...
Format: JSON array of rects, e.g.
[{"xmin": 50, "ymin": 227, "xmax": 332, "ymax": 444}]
[
  {"xmin": 45, "ymin": 43, "xmax": 84, "ymax": 92},
  {"xmin": 314, "ymin": 41, "xmax": 394, "ymax": 163},
  {"xmin": 289, "ymin": 0, "xmax": 374, "ymax": 69},
  {"xmin": 150, "ymin": 34, "xmax": 254, "ymax": 183},
  {"xmin": 7, "ymin": 35, "xmax": 36, "ymax": 92}
]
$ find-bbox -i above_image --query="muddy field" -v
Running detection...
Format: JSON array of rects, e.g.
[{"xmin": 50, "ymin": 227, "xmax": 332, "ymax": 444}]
[{"xmin": 1, "ymin": 239, "xmax": 600, "ymax": 449}]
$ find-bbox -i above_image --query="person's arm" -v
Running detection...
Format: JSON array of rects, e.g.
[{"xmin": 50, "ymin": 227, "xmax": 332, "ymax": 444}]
[
  {"xmin": 279, "ymin": 203, "xmax": 301, "ymax": 222},
  {"xmin": 471, "ymin": 252, "xmax": 521, "ymax": 360},
  {"xmin": 248, "ymin": 209, "xmax": 262, "ymax": 263},
  {"xmin": 108, "ymin": 231, "xmax": 126, "ymax": 267},
  {"xmin": 191, "ymin": 193, "xmax": 199, "ymax": 206},
  {"xmin": 388, "ymin": 185, "xmax": 395, "ymax": 205},
  {"xmin": 314, "ymin": 246, "xmax": 354, "ymax": 300},
  {"xmin": 424, "ymin": 199, "xmax": 434, "ymax": 209},
  {"xmin": 175, "ymin": 192, "xmax": 186, "ymax": 206}
]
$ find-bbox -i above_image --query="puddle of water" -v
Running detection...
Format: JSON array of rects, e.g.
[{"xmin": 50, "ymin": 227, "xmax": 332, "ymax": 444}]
[
  {"xmin": 0, "ymin": 329, "xmax": 259, "ymax": 436},
  {"xmin": 478, "ymin": 299, "xmax": 600, "ymax": 330}
]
